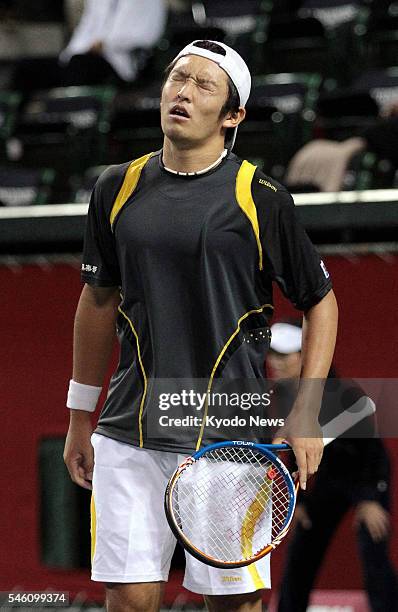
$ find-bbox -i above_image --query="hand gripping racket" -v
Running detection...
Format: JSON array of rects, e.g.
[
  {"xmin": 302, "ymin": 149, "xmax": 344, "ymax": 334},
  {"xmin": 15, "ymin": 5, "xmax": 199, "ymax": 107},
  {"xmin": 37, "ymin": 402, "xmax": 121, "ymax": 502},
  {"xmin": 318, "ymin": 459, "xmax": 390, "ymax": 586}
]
[{"xmin": 164, "ymin": 397, "xmax": 375, "ymax": 569}]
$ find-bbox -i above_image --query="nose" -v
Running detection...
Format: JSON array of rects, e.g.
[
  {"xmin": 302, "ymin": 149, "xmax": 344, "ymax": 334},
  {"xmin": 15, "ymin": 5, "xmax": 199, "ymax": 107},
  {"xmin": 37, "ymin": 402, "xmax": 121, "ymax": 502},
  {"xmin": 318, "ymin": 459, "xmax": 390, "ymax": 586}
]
[{"xmin": 176, "ymin": 79, "xmax": 194, "ymax": 101}]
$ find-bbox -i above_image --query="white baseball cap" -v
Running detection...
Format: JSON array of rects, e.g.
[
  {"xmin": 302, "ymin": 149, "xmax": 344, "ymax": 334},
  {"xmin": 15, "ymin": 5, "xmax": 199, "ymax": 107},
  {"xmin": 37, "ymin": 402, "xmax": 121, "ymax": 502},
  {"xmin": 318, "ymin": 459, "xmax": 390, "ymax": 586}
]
[
  {"xmin": 173, "ymin": 40, "xmax": 251, "ymax": 148},
  {"xmin": 270, "ymin": 323, "xmax": 302, "ymax": 354}
]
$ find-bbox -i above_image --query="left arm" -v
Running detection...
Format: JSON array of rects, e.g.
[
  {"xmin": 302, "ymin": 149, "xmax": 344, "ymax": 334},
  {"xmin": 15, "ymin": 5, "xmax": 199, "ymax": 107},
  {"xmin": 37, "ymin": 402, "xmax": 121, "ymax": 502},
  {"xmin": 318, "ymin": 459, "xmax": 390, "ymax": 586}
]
[
  {"xmin": 274, "ymin": 290, "xmax": 338, "ymax": 489},
  {"xmin": 254, "ymin": 178, "xmax": 338, "ymax": 487}
]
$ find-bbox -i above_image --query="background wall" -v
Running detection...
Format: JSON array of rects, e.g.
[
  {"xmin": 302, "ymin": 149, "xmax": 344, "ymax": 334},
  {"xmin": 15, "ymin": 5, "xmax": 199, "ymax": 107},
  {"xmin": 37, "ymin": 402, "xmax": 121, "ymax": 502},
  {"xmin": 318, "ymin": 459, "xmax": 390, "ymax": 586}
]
[{"xmin": 1, "ymin": 254, "xmax": 397, "ymax": 603}]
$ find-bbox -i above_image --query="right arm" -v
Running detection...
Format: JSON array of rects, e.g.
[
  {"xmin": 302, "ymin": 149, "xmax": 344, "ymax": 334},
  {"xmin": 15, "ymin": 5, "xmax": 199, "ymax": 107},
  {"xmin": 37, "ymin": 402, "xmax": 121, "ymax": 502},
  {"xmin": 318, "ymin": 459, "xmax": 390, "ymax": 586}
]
[{"xmin": 63, "ymin": 284, "xmax": 120, "ymax": 489}]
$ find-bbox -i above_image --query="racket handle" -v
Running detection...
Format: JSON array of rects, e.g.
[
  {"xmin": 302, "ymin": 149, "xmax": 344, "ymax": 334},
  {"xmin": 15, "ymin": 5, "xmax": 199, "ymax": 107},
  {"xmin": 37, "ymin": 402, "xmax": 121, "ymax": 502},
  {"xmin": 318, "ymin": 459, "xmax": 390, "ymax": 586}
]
[{"xmin": 272, "ymin": 443, "xmax": 290, "ymax": 451}]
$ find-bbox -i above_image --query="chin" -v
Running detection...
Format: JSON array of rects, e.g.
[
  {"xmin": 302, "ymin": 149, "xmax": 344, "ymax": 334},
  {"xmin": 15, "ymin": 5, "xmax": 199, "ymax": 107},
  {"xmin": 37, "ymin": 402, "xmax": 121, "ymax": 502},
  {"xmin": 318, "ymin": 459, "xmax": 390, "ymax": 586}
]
[{"xmin": 164, "ymin": 128, "xmax": 196, "ymax": 147}]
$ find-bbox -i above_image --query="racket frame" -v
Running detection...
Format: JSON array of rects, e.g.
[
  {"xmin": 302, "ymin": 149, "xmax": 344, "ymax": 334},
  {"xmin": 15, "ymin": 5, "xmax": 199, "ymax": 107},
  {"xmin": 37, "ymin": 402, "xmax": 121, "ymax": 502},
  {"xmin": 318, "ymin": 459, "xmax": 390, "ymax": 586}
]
[{"xmin": 164, "ymin": 441, "xmax": 297, "ymax": 569}]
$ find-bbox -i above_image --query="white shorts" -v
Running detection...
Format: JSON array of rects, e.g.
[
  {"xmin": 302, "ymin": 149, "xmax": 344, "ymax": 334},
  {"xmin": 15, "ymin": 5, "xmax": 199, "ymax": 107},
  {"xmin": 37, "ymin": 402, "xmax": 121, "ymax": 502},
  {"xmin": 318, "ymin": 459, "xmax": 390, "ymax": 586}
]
[{"xmin": 90, "ymin": 433, "xmax": 271, "ymax": 595}]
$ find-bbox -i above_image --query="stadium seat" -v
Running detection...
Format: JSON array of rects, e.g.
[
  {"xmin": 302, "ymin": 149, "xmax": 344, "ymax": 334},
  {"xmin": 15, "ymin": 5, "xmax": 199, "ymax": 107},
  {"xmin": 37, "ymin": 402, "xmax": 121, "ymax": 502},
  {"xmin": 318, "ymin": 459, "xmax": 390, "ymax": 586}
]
[
  {"xmin": 192, "ymin": 0, "xmax": 268, "ymax": 71},
  {"xmin": 351, "ymin": 67, "xmax": 398, "ymax": 113},
  {"xmin": 71, "ymin": 165, "xmax": 107, "ymax": 204},
  {"xmin": 263, "ymin": 13, "xmax": 329, "ymax": 76},
  {"xmin": 299, "ymin": 0, "xmax": 362, "ymax": 28},
  {"xmin": 343, "ymin": 148, "xmax": 397, "ymax": 190},
  {"xmin": 0, "ymin": 91, "xmax": 22, "ymax": 160},
  {"xmin": 0, "ymin": 165, "xmax": 55, "ymax": 206},
  {"xmin": 10, "ymin": 86, "xmax": 115, "ymax": 200},
  {"xmin": 264, "ymin": 0, "xmax": 366, "ymax": 83},
  {"xmin": 12, "ymin": 86, "xmax": 115, "ymax": 171},
  {"xmin": 360, "ymin": 1, "xmax": 398, "ymax": 69},
  {"xmin": 235, "ymin": 72, "xmax": 321, "ymax": 178},
  {"xmin": 317, "ymin": 67, "xmax": 398, "ymax": 140},
  {"xmin": 108, "ymin": 84, "xmax": 163, "ymax": 164}
]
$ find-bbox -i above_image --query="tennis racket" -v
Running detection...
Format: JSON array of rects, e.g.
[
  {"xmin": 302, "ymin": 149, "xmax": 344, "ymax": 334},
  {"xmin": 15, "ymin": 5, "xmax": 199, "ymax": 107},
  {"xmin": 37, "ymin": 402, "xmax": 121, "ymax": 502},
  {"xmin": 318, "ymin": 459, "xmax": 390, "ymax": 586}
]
[{"xmin": 164, "ymin": 396, "xmax": 375, "ymax": 569}]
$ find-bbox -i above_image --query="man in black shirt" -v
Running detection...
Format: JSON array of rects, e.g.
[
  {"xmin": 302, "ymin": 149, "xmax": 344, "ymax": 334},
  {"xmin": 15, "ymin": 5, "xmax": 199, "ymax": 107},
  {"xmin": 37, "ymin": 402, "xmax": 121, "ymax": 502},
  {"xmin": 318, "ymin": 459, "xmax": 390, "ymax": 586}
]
[{"xmin": 64, "ymin": 40, "xmax": 338, "ymax": 612}]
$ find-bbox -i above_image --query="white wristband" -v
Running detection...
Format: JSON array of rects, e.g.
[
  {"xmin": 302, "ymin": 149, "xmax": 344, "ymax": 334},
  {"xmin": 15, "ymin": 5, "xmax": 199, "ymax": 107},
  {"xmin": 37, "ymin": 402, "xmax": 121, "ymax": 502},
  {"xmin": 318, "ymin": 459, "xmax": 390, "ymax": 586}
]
[{"xmin": 67, "ymin": 379, "xmax": 102, "ymax": 412}]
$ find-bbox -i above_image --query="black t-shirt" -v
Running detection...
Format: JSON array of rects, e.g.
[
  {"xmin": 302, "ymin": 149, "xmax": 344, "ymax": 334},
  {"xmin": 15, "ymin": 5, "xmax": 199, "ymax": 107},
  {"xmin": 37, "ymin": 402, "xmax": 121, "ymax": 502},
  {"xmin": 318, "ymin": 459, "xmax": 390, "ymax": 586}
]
[{"xmin": 81, "ymin": 150, "xmax": 332, "ymax": 452}]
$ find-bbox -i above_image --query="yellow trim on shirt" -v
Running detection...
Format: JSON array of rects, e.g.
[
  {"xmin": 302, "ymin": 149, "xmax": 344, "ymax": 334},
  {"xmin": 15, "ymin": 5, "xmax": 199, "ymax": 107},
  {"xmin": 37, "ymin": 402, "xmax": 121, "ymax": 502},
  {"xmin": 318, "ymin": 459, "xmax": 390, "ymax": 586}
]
[
  {"xmin": 195, "ymin": 303, "xmax": 273, "ymax": 451},
  {"xmin": 110, "ymin": 152, "xmax": 153, "ymax": 230},
  {"xmin": 235, "ymin": 160, "xmax": 263, "ymax": 271},
  {"xmin": 118, "ymin": 305, "xmax": 147, "ymax": 447}
]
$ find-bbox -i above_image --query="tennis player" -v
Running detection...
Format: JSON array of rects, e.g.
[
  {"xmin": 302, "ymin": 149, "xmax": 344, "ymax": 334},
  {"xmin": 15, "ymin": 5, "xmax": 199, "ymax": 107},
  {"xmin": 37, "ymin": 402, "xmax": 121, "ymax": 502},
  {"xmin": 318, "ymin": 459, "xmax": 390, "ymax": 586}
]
[{"xmin": 64, "ymin": 40, "xmax": 338, "ymax": 612}]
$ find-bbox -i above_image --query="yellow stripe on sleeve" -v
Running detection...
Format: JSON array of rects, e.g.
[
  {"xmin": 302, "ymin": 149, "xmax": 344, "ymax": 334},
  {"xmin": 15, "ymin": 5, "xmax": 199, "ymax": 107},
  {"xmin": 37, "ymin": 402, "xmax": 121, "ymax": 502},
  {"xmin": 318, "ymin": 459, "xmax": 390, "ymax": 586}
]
[
  {"xmin": 110, "ymin": 152, "xmax": 153, "ymax": 230},
  {"xmin": 235, "ymin": 160, "xmax": 263, "ymax": 271}
]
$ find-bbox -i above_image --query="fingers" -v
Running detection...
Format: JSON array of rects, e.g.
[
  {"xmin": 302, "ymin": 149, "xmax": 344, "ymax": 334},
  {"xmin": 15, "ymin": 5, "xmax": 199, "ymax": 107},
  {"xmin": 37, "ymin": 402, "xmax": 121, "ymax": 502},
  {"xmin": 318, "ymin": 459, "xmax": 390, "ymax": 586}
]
[
  {"xmin": 366, "ymin": 508, "xmax": 390, "ymax": 542},
  {"xmin": 295, "ymin": 505, "xmax": 312, "ymax": 530},
  {"xmin": 78, "ymin": 463, "xmax": 93, "ymax": 491},
  {"xmin": 294, "ymin": 446, "xmax": 308, "ymax": 490},
  {"xmin": 292, "ymin": 439, "xmax": 323, "ymax": 490},
  {"xmin": 65, "ymin": 455, "xmax": 94, "ymax": 490},
  {"xmin": 300, "ymin": 513, "xmax": 312, "ymax": 531},
  {"xmin": 306, "ymin": 440, "xmax": 324, "ymax": 477},
  {"xmin": 366, "ymin": 518, "xmax": 380, "ymax": 542},
  {"xmin": 63, "ymin": 427, "xmax": 94, "ymax": 490},
  {"xmin": 273, "ymin": 429, "xmax": 324, "ymax": 490}
]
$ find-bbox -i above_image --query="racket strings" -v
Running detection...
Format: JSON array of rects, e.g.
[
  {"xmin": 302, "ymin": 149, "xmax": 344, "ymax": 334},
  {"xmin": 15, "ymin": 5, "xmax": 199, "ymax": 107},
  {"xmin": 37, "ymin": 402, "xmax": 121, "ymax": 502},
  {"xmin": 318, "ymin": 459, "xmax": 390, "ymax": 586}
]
[{"xmin": 171, "ymin": 447, "xmax": 291, "ymax": 563}]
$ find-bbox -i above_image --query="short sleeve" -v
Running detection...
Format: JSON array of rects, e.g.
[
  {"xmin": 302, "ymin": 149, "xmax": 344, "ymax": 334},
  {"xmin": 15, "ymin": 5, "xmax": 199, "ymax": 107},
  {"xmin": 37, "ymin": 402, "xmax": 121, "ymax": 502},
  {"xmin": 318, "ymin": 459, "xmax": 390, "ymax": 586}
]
[
  {"xmin": 81, "ymin": 165, "xmax": 126, "ymax": 287},
  {"xmin": 254, "ymin": 176, "xmax": 332, "ymax": 310}
]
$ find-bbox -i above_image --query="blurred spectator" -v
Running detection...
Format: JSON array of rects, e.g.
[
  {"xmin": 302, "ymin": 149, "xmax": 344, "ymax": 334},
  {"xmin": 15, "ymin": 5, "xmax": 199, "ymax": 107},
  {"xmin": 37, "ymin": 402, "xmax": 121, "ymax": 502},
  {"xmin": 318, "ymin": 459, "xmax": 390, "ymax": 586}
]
[
  {"xmin": 12, "ymin": 0, "xmax": 167, "ymax": 96},
  {"xmin": 267, "ymin": 321, "xmax": 398, "ymax": 612},
  {"xmin": 286, "ymin": 137, "xmax": 366, "ymax": 191},
  {"xmin": 60, "ymin": 0, "xmax": 167, "ymax": 85},
  {"xmin": 64, "ymin": 0, "xmax": 85, "ymax": 31},
  {"xmin": 286, "ymin": 104, "xmax": 398, "ymax": 191}
]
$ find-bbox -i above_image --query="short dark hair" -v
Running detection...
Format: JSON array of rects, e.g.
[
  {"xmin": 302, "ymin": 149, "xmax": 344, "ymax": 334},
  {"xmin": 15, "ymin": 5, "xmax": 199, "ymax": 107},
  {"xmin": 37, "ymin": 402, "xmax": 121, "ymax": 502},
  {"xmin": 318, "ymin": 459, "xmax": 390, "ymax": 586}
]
[{"xmin": 162, "ymin": 40, "xmax": 240, "ymax": 120}]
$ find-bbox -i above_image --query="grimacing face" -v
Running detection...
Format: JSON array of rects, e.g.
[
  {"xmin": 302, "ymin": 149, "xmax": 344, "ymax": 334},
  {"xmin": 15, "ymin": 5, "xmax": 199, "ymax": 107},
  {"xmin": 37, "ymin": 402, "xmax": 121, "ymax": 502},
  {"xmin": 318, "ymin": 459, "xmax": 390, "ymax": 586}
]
[{"xmin": 160, "ymin": 55, "xmax": 235, "ymax": 147}]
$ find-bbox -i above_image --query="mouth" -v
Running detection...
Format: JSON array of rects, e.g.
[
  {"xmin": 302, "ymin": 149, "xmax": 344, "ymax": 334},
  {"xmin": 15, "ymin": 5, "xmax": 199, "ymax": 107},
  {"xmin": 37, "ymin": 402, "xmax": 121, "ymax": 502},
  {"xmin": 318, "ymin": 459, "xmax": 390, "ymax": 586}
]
[{"xmin": 169, "ymin": 105, "xmax": 190, "ymax": 120}]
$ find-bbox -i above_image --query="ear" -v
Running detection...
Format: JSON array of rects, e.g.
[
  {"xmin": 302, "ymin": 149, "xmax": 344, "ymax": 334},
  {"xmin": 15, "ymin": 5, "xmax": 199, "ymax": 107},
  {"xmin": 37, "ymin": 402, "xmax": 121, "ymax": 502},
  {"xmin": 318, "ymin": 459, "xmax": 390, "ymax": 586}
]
[{"xmin": 222, "ymin": 107, "xmax": 246, "ymax": 130}]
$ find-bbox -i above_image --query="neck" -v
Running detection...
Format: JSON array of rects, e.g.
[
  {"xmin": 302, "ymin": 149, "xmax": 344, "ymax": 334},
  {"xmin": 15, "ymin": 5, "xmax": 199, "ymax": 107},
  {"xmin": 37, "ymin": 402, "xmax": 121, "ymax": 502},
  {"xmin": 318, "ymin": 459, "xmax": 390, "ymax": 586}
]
[{"xmin": 162, "ymin": 138, "xmax": 227, "ymax": 174}]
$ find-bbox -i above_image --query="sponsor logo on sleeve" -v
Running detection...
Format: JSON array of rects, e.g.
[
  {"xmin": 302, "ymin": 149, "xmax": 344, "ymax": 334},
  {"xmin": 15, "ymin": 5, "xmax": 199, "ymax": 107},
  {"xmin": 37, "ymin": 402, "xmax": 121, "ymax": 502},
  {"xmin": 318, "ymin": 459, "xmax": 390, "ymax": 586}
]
[
  {"xmin": 258, "ymin": 178, "xmax": 277, "ymax": 192},
  {"xmin": 320, "ymin": 260, "xmax": 330, "ymax": 279},
  {"xmin": 81, "ymin": 263, "xmax": 98, "ymax": 273}
]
